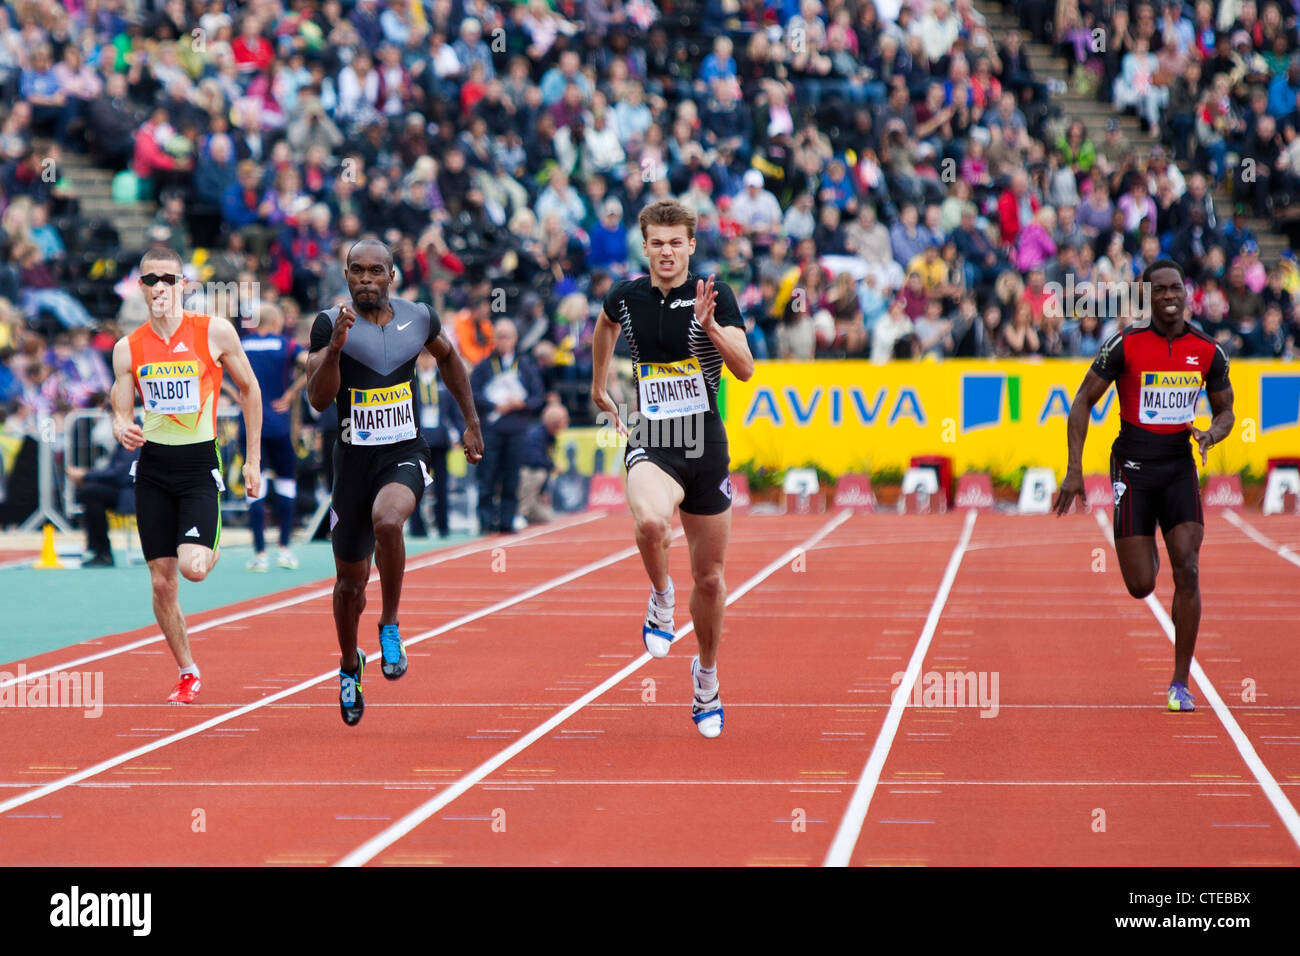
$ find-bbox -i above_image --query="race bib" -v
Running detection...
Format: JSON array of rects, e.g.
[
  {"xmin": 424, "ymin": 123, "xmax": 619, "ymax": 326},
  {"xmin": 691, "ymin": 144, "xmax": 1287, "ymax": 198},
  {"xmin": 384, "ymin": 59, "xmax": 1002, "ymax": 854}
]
[
  {"xmin": 349, "ymin": 382, "xmax": 417, "ymax": 445},
  {"xmin": 1139, "ymin": 372, "xmax": 1202, "ymax": 425},
  {"xmin": 638, "ymin": 357, "xmax": 708, "ymax": 420},
  {"xmin": 137, "ymin": 361, "xmax": 201, "ymax": 414}
]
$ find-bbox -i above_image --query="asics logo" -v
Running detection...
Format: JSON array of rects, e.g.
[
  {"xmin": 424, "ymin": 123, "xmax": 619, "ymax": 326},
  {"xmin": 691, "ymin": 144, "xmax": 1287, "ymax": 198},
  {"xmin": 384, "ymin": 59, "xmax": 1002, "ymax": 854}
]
[{"xmin": 667, "ymin": 298, "xmax": 696, "ymax": 309}]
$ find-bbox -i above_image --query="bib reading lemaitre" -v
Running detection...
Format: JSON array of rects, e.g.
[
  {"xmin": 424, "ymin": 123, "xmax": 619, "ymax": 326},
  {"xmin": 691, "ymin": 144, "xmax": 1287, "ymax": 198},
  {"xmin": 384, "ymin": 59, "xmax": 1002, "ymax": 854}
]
[{"xmin": 310, "ymin": 298, "xmax": 441, "ymax": 450}]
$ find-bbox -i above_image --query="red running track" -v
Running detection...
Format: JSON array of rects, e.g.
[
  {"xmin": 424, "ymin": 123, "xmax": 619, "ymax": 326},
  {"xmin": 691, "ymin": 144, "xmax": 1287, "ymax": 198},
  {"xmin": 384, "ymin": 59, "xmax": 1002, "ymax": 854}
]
[{"xmin": 0, "ymin": 510, "xmax": 1297, "ymax": 866}]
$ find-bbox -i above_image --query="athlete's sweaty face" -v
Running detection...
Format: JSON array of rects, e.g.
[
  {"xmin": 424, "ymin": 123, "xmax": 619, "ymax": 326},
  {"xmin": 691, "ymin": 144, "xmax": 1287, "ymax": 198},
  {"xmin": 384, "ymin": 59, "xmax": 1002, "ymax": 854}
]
[
  {"xmin": 644, "ymin": 224, "xmax": 695, "ymax": 287},
  {"xmin": 1149, "ymin": 267, "xmax": 1185, "ymax": 324},
  {"xmin": 345, "ymin": 245, "xmax": 394, "ymax": 310}
]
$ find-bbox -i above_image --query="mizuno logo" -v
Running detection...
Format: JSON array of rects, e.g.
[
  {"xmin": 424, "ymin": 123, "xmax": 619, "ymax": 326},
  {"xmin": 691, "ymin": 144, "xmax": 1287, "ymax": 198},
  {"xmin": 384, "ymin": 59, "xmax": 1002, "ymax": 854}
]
[
  {"xmin": 1123, "ymin": 461, "xmax": 1140, "ymax": 470},
  {"xmin": 1186, "ymin": 356, "xmax": 1199, "ymax": 365},
  {"xmin": 396, "ymin": 321, "xmax": 412, "ymax": 331}
]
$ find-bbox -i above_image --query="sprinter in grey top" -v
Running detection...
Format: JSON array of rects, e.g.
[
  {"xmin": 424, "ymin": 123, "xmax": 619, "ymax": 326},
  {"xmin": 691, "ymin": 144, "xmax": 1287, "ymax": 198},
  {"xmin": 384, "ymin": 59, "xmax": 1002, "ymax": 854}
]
[{"xmin": 306, "ymin": 238, "xmax": 484, "ymax": 726}]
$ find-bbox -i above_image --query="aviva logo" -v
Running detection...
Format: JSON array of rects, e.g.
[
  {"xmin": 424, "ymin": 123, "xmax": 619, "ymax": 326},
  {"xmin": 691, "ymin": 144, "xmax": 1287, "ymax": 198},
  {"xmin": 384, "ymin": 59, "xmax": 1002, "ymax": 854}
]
[
  {"xmin": 138, "ymin": 361, "xmax": 199, "ymax": 377},
  {"xmin": 350, "ymin": 382, "xmax": 412, "ymax": 407},
  {"xmin": 961, "ymin": 374, "xmax": 1020, "ymax": 432},
  {"xmin": 963, "ymin": 373, "xmax": 1118, "ymax": 429},
  {"xmin": 1142, "ymin": 372, "xmax": 1200, "ymax": 387},
  {"xmin": 1260, "ymin": 374, "xmax": 1300, "ymax": 432}
]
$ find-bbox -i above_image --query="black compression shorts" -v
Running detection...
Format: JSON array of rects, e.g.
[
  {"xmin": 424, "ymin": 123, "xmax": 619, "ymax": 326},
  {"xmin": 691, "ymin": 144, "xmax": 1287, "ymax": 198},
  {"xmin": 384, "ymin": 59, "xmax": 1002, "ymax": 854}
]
[
  {"xmin": 625, "ymin": 443, "xmax": 732, "ymax": 516},
  {"xmin": 330, "ymin": 440, "xmax": 432, "ymax": 562},
  {"xmin": 134, "ymin": 440, "xmax": 224, "ymax": 561},
  {"xmin": 1110, "ymin": 448, "xmax": 1203, "ymax": 539}
]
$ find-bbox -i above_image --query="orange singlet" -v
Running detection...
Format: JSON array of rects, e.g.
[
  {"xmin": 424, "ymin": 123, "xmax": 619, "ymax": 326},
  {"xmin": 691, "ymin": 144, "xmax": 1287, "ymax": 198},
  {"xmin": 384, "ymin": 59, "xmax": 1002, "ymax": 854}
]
[{"xmin": 127, "ymin": 311, "xmax": 224, "ymax": 446}]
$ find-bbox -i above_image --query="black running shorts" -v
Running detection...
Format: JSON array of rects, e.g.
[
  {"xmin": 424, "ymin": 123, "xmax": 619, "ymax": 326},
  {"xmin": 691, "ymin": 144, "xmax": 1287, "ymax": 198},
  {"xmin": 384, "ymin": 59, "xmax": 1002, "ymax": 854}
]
[
  {"xmin": 330, "ymin": 439, "xmax": 433, "ymax": 562},
  {"xmin": 625, "ymin": 443, "xmax": 732, "ymax": 516},
  {"xmin": 134, "ymin": 440, "xmax": 224, "ymax": 561},
  {"xmin": 1110, "ymin": 449, "xmax": 1203, "ymax": 539}
]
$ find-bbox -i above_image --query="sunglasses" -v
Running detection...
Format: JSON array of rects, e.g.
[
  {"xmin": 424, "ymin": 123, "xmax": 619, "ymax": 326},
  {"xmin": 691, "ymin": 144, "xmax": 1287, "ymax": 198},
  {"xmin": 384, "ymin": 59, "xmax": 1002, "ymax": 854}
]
[{"xmin": 140, "ymin": 273, "xmax": 183, "ymax": 287}]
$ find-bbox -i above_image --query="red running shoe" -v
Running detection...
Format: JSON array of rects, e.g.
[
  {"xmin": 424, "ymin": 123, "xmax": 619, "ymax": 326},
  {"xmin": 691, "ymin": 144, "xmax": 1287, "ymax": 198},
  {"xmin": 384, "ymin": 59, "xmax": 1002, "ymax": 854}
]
[{"xmin": 167, "ymin": 674, "xmax": 202, "ymax": 704}]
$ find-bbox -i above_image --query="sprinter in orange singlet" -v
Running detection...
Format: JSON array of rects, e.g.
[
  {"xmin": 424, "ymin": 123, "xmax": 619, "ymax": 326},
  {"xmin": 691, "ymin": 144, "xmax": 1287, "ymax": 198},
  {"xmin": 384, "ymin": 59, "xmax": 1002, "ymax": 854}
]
[{"xmin": 110, "ymin": 248, "xmax": 264, "ymax": 704}]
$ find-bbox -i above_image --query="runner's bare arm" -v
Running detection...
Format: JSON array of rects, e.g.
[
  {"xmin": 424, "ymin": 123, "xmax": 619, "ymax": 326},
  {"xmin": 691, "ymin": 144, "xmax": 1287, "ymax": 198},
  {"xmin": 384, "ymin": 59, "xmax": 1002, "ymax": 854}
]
[
  {"xmin": 1189, "ymin": 386, "xmax": 1235, "ymax": 466},
  {"xmin": 1053, "ymin": 370, "xmax": 1111, "ymax": 516},
  {"xmin": 307, "ymin": 306, "xmax": 354, "ymax": 412},
  {"xmin": 110, "ymin": 338, "xmax": 143, "ymax": 450},
  {"xmin": 427, "ymin": 328, "xmax": 484, "ymax": 463},
  {"xmin": 210, "ymin": 316, "xmax": 263, "ymax": 499},
  {"xmin": 696, "ymin": 274, "xmax": 754, "ymax": 381},
  {"xmin": 590, "ymin": 309, "xmax": 625, "ymax": 434}
]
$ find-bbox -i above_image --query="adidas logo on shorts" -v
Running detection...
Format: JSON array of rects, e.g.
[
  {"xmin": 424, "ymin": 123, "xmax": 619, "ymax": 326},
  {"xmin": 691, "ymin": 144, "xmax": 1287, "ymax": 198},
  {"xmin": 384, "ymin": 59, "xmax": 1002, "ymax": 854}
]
[
  {"xmin": 1113, "ymin": 481, "xmax": 1127, "ymax": 506},
  {"xmin": 719, "ymin": 476, "xmax": 732, "ymax": 499},
  {"xmin": 185, "ymin": 526, "xmax": 200, "ymax": 538}
]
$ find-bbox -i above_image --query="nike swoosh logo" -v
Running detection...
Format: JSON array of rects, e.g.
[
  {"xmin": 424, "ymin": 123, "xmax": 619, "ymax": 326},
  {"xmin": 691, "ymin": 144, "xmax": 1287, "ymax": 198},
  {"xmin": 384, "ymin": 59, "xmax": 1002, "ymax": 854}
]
[
  {"xmin": 395, "ymin": 321, "xmax": 412, "ymax": 331},
  {"xmin": 398, "ymin": 462, "xmax": 416, "ymax": 467}
]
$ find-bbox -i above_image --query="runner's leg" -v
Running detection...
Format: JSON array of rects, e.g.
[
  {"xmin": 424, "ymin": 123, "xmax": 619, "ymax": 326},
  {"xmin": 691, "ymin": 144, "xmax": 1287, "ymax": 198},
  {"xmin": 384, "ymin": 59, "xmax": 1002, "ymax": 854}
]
[
  {"xmin": 148, "ymin": 557, "xmax": 193, "ymax": 669},
  {"xmin": 678, "ymin": 508, "xmax": 732, "ymax": 669},
  {"xmin": 373, "ymin": 481, "xmax": 418, "ymax": 627},
  {"xmin": 333, "ymin": 556, "xmax": 372, "ymax": 672},
  {"xmin": 627, "ymin": 461, "xmax": 684, "ymax": 591}
]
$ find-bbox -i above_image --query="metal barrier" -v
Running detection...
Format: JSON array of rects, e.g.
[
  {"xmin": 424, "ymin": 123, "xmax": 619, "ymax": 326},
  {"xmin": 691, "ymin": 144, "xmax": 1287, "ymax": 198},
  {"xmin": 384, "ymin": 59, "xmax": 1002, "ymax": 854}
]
[{"xmin": 61, "ymin": 408, "xmax": 254, "ymax": 520}]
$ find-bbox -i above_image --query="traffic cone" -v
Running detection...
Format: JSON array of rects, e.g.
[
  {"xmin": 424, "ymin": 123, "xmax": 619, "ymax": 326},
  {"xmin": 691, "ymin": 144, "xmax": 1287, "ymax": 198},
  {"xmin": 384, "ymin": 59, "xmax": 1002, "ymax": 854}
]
[{"xmin": 32, "ymin": 523, "xmax": 63, "ymax": 569}]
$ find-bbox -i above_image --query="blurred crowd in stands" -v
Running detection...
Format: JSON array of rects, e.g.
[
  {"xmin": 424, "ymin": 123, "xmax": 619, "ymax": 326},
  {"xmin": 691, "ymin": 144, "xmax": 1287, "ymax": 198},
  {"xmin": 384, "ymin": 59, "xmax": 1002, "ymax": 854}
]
[{"xmin": 1, "ymin": 0, "xmax": 1300, "ymax": 477}]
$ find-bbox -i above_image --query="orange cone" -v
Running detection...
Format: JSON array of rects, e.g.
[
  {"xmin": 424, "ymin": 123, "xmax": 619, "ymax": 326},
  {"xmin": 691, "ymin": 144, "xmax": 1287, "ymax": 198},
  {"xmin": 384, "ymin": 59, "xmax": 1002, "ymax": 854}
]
[{"xmin": 32, "ymin": 523, "xmax": 63, "ymax": 569}]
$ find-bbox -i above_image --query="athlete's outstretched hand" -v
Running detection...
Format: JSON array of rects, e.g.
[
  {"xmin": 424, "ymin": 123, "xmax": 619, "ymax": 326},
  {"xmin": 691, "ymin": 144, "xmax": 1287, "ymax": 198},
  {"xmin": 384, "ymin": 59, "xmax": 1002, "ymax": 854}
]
[
  {"xmin": 461, "ymin": 421, "xmax": 484, "ymax": 464},
  {"xmin": 330, "ymin": 305, "xmax": 356, "ymax": 352},
  {"xmin": 1187, "ymin": 422, "xmax": 1215, "ymax": 466},
  {"xmin": 1053, "ymin": 470, "xmax": 1084, "ymax": 516},
  {"xmin": 694, "ymin": 274, "xmax": 718, "ymax": 332}
]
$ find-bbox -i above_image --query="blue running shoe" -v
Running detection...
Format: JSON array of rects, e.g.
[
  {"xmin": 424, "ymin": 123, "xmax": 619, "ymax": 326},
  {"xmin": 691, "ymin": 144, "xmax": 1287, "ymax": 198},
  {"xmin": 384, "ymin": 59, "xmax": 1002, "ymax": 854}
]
[
  {"xmin": 379, "ymin": 623, "xmax": 407, "ymax": 680},
  {"xmin": 339, "ymin": 650, "xmax": 365, "ymax": 726},
  {"xmin": 1168, "ymin": 681, "xmax": 1196, "ymax": 712}
]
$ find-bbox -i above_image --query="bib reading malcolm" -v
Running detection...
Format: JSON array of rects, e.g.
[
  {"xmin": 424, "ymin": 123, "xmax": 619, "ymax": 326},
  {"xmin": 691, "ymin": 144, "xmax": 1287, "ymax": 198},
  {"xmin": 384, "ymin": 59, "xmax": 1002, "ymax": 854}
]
[
  {"xmin": 638, "ymin": 357, "xmax": 708, "ymax": 420},
  {"xmin": 1139, "ymin": 372, "xmax": 1202, "ymax": 425},
  {"xmin": 137, "ymin": 361, "xmax": 201, "ymax": 415},
  {"xmin": 349, "ymin": 382, "xmax": 417, "ymax": 445}
]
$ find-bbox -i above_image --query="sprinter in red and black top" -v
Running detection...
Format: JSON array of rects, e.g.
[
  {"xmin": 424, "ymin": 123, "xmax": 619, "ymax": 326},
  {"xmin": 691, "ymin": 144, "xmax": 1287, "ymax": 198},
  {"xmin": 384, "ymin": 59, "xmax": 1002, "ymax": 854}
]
[{"xmin": 1054, "ymin": 259, "xmax": 1235, "ymax": 713}]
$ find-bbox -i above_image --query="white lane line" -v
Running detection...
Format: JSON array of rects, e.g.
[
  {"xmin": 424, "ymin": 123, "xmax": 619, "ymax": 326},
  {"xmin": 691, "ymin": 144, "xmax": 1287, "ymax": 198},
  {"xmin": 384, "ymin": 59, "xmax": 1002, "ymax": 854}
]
[
  {"xmin": 0, "ymin": 528, "xmax": 664, "ymax": 818},
  {"xmin": 822, "ymin": 508, "xmax": 978, "ymax": 868},
  {"xmin": 335, "ymin": 510, "xmax": 855, "ymax": 867},
  {"xmin": 1221, "ymin": 509, "xmax": 1300, "ymax": 570},
  {"xmin": 2, "ymin": 778, "xmax": 1293, "ymax": 789},
  {"xmin": 1093, "ymin": 507, "xmax": 1300, "ymax": 852},
  {"xmin": 0, "ymin": 512, "xmax": 605, "ymax": 688}
]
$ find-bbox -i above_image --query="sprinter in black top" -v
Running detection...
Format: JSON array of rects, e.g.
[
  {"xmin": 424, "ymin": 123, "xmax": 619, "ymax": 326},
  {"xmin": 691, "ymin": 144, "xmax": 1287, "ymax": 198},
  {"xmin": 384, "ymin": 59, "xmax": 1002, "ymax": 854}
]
[
  {"xmin": 591, "ymin": 199, "xmax": 754, "ymax": 739},
  {"xmin": 307, "ymin": 238, "xmax": 484, "ymax": 726}
]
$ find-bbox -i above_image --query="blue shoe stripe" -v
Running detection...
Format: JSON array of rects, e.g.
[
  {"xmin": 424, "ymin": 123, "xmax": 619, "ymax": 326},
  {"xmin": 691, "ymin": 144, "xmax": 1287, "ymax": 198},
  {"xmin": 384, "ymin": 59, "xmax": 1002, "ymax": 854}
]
[{"xmin": 692, "ymin": 705, "xmax": 723, "ymax": 725}]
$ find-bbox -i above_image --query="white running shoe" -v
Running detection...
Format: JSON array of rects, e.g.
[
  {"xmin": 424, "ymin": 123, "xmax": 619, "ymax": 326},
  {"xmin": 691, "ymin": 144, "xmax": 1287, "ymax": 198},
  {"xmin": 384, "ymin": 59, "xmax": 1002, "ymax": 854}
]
[
  {"xmin": 276, "ymin": 548, "xmax": 298, "ymax": 570},
  {"xmin": 642, "ymin": 580, "xmax": 675, "ymax": 658},
  {"xmin": 690, "ymin": 656, "xmax": 723, "ymax": 738},
  {"xmin": 246, "ymin": 552, "xmax": 269, "ymax": 572}
]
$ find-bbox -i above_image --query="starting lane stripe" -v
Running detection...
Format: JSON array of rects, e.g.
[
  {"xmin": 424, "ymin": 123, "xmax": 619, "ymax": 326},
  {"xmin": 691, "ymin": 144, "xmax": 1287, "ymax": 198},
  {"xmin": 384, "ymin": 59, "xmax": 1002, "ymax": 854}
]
[
  {"xmin": 822, "ymin": 508, "xmax": 977, "ymax": 868},
  {"xmin": 1093, "ymin": 507, "xmax": 1300, "ymax": 852},
  {"xmin": 335, "ymin": 509, "xmax": 854, "ymax": 868},
  {"xmin": 1222, "ymin": 510, "xmax": 1300, "ymax": 570},
  {"xmin": 0, "ymin": 512, "xmax": 605, "ymax": 689},
  {"xmin": 0, "ymin": 523, "xmax": 666, "ymax": 818}
]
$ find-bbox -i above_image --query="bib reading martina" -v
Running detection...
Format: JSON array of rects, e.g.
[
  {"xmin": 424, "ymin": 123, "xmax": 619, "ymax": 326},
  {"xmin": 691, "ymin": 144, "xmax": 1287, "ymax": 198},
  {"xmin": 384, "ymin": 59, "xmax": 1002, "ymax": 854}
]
[{"xmin": 309, "ymin": 298, "xmax": 439, "ymax": 449}]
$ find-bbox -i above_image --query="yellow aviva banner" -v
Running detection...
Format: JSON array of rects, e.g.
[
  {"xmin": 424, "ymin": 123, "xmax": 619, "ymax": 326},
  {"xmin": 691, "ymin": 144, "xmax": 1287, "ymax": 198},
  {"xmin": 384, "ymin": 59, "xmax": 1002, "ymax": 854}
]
[{"xmin": 719, "ymin": 360, "xmax": 1300, "ymax": 477}]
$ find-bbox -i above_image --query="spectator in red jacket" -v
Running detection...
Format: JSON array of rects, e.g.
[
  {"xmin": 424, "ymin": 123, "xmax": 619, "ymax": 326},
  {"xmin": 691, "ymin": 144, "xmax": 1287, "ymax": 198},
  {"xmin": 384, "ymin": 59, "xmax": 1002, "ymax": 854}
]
[
  {"xmin": 233, "ymin": 14, "xmax": 275, "ymax": 75},
  {"xmin": 998, "ymin": 169, "xmax": 1040, "ymax": 247}
]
